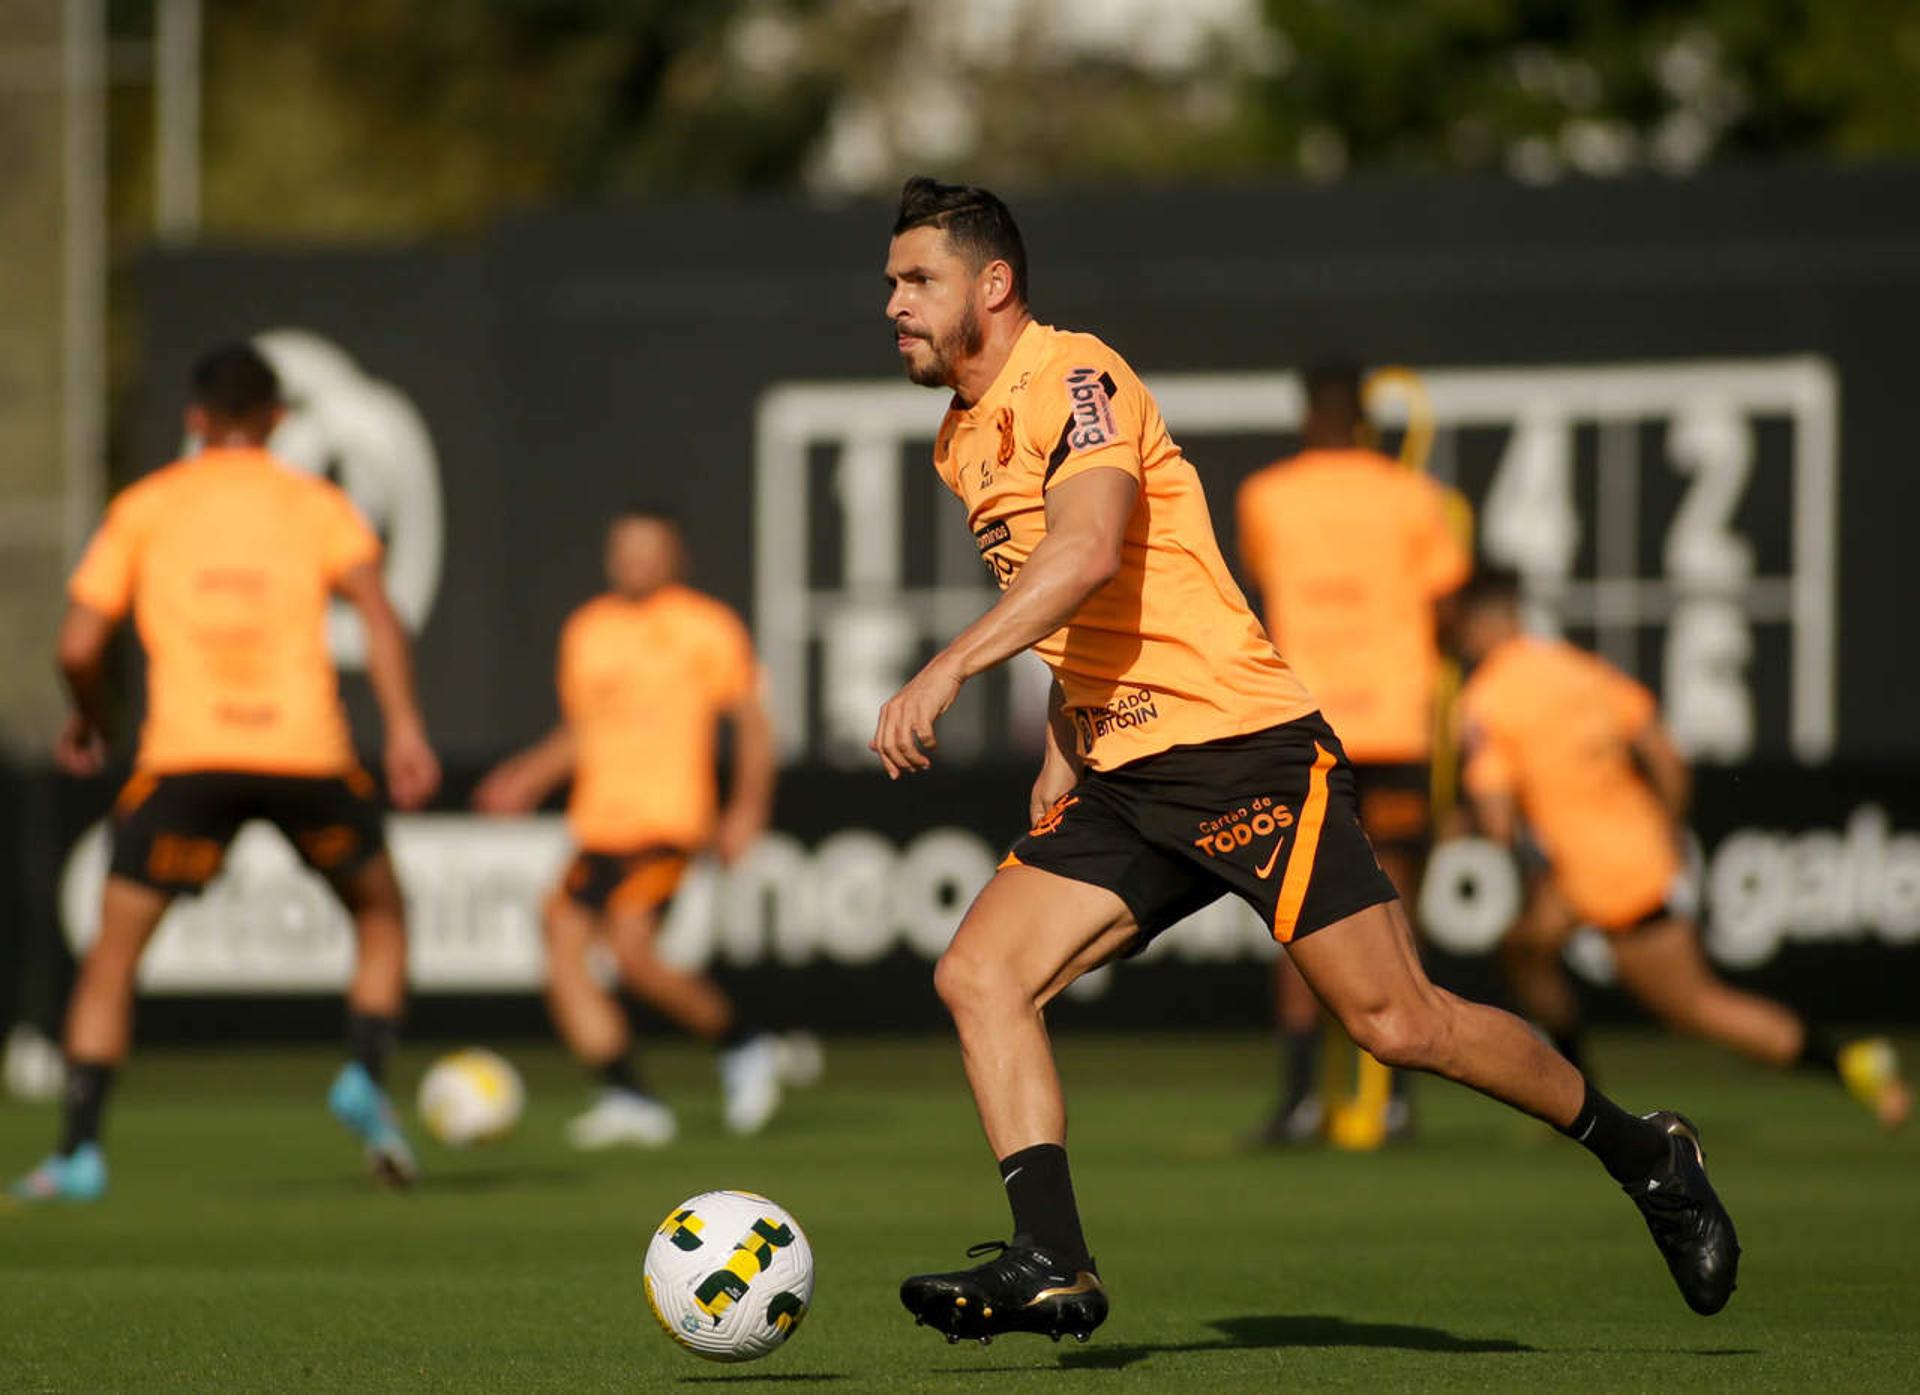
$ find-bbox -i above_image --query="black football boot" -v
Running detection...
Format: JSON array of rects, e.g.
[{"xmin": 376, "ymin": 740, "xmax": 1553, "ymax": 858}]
[{"xmin": 901, "ymin": 1241, "xmax": 1108, "ymax": 1345}]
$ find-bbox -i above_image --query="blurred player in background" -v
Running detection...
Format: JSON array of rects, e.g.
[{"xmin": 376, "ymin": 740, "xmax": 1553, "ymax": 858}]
[
  {"xmin": 1455, "ymin": 567, "xmax": 1910, "ymax": 1128},
  {"xmin": 874, "ymin": 176, "xmax": 1739, "ymax": 1345},
  {"xmin": 10, "ymin": 344, "xmax": 440, "ymax": 1202},
  {"xmin": 474, "ymin": 508, "xmax": 809, "ymax": 1146},
  {"xmin": 1236, "ymin": 362, "xmax": 1471, "ymax": 1144}
]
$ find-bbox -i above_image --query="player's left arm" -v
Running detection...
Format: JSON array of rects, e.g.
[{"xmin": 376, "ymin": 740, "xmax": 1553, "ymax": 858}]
[
  {"xmin": 336, "ymin": 561, "xmax": 441, "ymax": 810},
  {"xmin": 1629, "ymin": 719, "xmax": 1691, "ymax": 820},
  {"xmin": 715, "ymin": 692, "xmax": 777, "ymax": 864},
  {"xmin": 870, "ymin": 466, "xmax": 1134, "ymax": 778}
]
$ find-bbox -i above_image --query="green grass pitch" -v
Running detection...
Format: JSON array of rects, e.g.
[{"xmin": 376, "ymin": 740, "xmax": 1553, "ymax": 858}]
[{"xmin": 3, "ymin": 1031, "xmax": 1915, "ymax": 1393}]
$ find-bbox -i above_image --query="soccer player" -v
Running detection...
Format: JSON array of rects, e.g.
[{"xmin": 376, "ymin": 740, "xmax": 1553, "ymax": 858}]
[
  {"xmin": 1236, "ymin": 362, "xmax": 1470, "ymax": 1143},
  {"xmin": 10, "ymin": 343, "xmax": 440, "ymax": 1202},
  {"xmin": 874, "ymin": 176, "xmax": 1738, "ymax": 1342},
  {"xmin": 1454, "ymin": 566, "xmax": 1911, "ymax": 1127},
  {"xmin": 473, "ymin": 508, "xmax": 796, "ymax": 1145}
]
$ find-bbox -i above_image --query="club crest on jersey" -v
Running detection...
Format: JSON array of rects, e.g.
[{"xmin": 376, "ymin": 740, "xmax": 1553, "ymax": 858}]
[
  {"xmin": 994, "ymin": 406, "xmax": 1017, "ymax": 466},
  {"xmin": 1065, "ymin": 367, "xmax": 1118, "ymax": 452}
]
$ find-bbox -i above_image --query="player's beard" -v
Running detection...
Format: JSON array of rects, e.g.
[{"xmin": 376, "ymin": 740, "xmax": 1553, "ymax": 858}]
[{"xmin": 903, "ymin": 302, "xmax": 984, "ymax": 388}]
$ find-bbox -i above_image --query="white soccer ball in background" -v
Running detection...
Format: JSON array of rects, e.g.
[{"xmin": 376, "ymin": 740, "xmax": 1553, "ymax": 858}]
[
  {"xmin": 416, "ymin": 1048, "xmax": 525, "ymax": 1147},
  {"xmin": 644, "ymin": 1190, "xmax": 814, "ymax": 1363}
]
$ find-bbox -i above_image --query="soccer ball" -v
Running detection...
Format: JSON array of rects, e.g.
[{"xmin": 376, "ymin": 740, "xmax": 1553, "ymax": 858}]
[
  {"xmin": 416, "ymin": 1048, "xmax": 525, "ymax": 1147},
  {"xmin": 644, "ymin": 1190, "xmax": 814, "ymax": 1363}
]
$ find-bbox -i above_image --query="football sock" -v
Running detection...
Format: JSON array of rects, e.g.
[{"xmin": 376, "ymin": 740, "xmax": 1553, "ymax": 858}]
[
  {"xmin": 1560, "ymin": 1078, "xmax": 1671, "ymax": 1184},
  {"xmin": 1283, "ymin": 1026, "xmax": 1320, "ymax": 1108},
  {"xmin": 1794, "ymin": 1023, "xmax": 1841, "ymax": 1078},
  {"xmin": 57, "ymin": 1061, "xmax": 114, "ymax": 1156},
  {"xmin": 999, "ymin": 1143, "xmax": 1090, "ymax": 1268},
  {"xmin": 346, "ymin": 1012, "xmax": 399, "ymax": 1087},
  {"xmin": 597, "ymin": 1053, "xmax": 647, "ymax": 1098}
]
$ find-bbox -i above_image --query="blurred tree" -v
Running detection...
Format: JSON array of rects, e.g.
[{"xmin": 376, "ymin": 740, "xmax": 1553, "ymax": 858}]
[{"xmin": 95, "ymin": 0, "xmax": 1920, "ymax": 237}]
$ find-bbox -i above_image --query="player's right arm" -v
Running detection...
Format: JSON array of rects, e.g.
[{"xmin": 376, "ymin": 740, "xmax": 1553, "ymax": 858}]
[
  {"xmin": 56, "ymin": 488, "xmax": 145, "ymax": 776},
  {"xmin": 1458, "ymin": 692, "xmax": 1521, "ymax": 846},
  {"xmin": 334, "ymin": 561, "xmax": 440, "ymax": 811},
  {"xmin": 52, "ymin": 602, "xmax": 116, "ymax": 776},
  {"xmin": 870, "ymin": 465, "xmax": 1132, "ymax": 778},
  {"xmin": 1029, "ymin": 679, "xmax": 1081, "ymax": 825},
  {"xmin": 472, "ymin": 724, "xmax": 576, "ymax": 815}
]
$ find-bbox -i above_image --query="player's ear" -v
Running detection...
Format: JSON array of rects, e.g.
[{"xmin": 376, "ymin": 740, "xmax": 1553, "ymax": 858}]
[{"xmin": 981, "ymin": 258, "xmax": 1017, "ymax": 313}]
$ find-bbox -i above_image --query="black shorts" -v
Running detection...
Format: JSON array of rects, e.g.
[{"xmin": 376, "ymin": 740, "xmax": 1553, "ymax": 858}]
[
  {"xmin": 1006, "ymin": 711, "xmax": 1397, "ymax": 950},
  {"xmin": 110, "ymin": 769, "xmax": 386, "ymax": 895},
  {"xmin": 1352, "ymin": 762, "xmax": 1431, "ymax": 860},
  {"xmin": 559, "ymin": 846, "xmax": 691, "ymax": 916}
]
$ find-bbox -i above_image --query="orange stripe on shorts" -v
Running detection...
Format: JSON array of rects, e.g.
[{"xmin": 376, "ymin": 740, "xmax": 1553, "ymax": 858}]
[{"xmin": 1271, "ymin": 741, "xmax": 1336, "ymax": 944}]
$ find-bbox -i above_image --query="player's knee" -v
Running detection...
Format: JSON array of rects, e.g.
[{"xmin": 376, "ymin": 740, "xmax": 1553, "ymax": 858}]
[
  {"xmin": 1347, "ymin": 998, "xmax": 1446, "ymax": 1071},
  {"xmin": 933, "ymin": 945, "xmax": 1015, "ymax": 1017}
]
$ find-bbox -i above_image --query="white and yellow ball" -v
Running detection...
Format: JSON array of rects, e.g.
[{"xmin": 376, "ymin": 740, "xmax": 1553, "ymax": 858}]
[
  {"xmin": 416, "ymin": 1048, "xmax": 525, "ymax": 1147},
  {"xmin": 644, "ymin": 1190, "xmax": 814, "ymax": 1363}
]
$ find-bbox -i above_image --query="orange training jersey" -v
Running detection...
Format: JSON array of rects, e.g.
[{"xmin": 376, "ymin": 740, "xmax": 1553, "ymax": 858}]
[
  {"xmin": 934, "ymin": 321, "xmax": 1315, "ymax": 770},
  {"xmin": 67, "ymin": 447, "xmax": 379, "ymax": 776},
  {"xmin": 1236, "ymin": 449, "xmax": 1470, "ymax": 764},
  {"xmin": 1459, "ymin": 636, "xmax": 1679, "ymax": 929},
  {"xmin": 559, "ymin": 586, "xmax": 759, "ymax": 851}
]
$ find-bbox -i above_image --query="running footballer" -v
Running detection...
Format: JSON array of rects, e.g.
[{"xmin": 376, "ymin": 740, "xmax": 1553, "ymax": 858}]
[{"xmin": 873, "ymin": 177, "xmax": 1740, "ymax": 1343}]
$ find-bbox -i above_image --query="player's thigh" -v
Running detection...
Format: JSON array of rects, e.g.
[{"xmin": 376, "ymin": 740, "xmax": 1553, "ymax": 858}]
[
  {"xmin": 87, "ymin": 875, "xmax": 175, "ymax": 970},
  {"xmin": 1286, "ymin": 898, "xmax": 1450, "ymax": 1062},
  {"xmin": 329, "ymin": 849, "xmax": 406, "ymax": 920},
  {"xmin": 604, "ymin": 905, "xmax": 668, "ymax": 979},
  {"xmin": 939, "ymin": 865, "xmax": 1141, "ymax": 1011},
  {"xmin": 541, "ymin": 886, "xmax": 601, "ymax": 973},
  {"xmin": 1608, "ymin": 916, "xmax": 1717, "ymax": 1016},
  {"xmin": 1507, "ymin": 873, "xmax": 1579, "ymax": 955}
]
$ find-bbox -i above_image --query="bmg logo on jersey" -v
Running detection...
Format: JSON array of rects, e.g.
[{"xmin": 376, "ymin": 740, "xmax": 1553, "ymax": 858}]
[{"xmin": 1065, "ymin": 367, "xmax": 1117, "ymax": 452}]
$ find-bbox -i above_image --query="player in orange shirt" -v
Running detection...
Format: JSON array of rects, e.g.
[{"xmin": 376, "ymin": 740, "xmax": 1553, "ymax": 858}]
[
  {"xmin": 1455, "ymin": 567, "xmax": 1910, "ymax": 1127},
  {"xmin": 876, "ymin": 176, "xmax": 1738, "ymax": 1342},
  {"xmin": 474, "ymin": 508, "xmax": 803, "ymax": 1145},
  {"xmin": 10, "ymin": 344, "xmax": 440, "ymax": 1203},
  {"xmin": 1236, "ymin": 362, "xmax": 1471, "ymax": 1143}
]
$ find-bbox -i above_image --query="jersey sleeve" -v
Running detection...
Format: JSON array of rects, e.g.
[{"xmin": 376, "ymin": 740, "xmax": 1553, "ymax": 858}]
[
  {"xmin": 1459, "ymin": 690, "xmax": 1517, "ymax": 799},
  {"xmin": 1027, "ymin": 353, "xmax": 1145, "ymax": 492},
  {"xmin": 704, "ymin": 604, "xmax": 761, "ymax": 709},
  {"xmin": 67, "ymin": 492, "xmax": 144, "ymax": 619},
  {"xmin": 1604, "ymin": 666, "xmax": 1658, "ymax": 737},
  {"xmin": 315, "ymin": 484, "xmax": 382, "ymax": 584}
]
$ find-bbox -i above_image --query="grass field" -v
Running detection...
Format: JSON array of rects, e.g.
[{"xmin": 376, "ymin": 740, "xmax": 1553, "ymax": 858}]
[{"xmin": 2, "ymin": 1031, "xmax": 1915, "ymax": 1394}]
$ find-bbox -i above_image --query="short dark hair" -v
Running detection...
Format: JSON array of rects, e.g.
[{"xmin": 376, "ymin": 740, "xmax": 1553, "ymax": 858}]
[
  {"xmin": 1303, "ymin": 359, "xmax": 1365, "ymax": 420},
  {"xmin": 611, "ymin": 503, "xmax": 680, "ymax": 529},
  {"xmin": 190, "ymin": 342, "xmax": 280, "ymax": 418},
  {"xmin": 893, "ymin": 176, "xmax": 1029, "ymax": 304},
  {"xmin": 1458, "ymin": 563, "xmax": 1524, "ymax": 610}
]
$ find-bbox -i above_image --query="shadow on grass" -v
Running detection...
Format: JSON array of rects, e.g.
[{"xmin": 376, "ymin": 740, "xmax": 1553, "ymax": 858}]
[
  {"xmin": 677, "ymin": 1375, "xmax": 846, "ymax": 1385},
  {"xmin": 940, "ymin": 1312, "xmax": 1536, "ymax": 1375},
  {"xmin": 234, "ymin": 1166, "xmax": 590, "ymax": 1197},
  {"xmin": 1053, "ymin": 1314, "xmax": 1537, "ymax": 1371}
]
